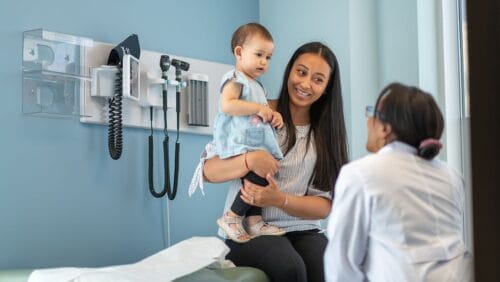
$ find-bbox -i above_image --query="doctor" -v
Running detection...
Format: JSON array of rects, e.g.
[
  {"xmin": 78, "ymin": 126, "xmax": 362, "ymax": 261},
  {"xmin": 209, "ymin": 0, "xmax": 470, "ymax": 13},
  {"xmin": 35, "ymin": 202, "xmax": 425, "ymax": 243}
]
[{"xmin": 324, "ymin": 83, "xmax": 473, "ymax": 281}]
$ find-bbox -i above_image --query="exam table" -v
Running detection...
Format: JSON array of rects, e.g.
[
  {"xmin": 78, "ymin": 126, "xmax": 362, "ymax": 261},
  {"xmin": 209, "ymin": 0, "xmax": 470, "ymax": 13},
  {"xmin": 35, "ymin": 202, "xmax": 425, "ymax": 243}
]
[
  {"xmin": 0, "ymin": 266, "xmax": 269, "ymax": 282},
  {"xmin": 0, "ymin": 237, "xmax": 270, "ymax": 282}
]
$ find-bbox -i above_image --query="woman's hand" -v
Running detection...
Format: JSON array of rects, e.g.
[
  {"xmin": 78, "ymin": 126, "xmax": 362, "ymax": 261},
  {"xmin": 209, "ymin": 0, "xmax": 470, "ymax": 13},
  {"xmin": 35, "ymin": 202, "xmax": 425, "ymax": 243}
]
[
  {"xmin": 247, "ymin": 151, "xmax": 280, "ymax": 178},
  {"xmin": 240, "ymin": 174, "xmax": 285, "ymax": 208},
  {"xmin": 241, "ymin": 174, "xmax": 332, "ymax": 219}
]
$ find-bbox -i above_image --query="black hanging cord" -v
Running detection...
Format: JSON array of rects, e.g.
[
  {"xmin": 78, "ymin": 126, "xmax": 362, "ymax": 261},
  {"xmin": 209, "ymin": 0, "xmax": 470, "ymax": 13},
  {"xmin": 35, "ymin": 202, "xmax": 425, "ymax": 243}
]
[
  {"xmin": 172, "ymin": 73, "xmax": 182, "ymax": 199},
  {"xmin": 148, "ymin": 106, "xmax": 170, "ymax": 198},
  {"xmin": 108, "ymin": 63, "xmax": 123, "ymax": 160},
  {"xmin": 147, "ymin": 55, "xmax": 179, "ymax": 200},
  {"xmin": 106, "ymin": 35, "xmax": 140, "ymax": 160}
]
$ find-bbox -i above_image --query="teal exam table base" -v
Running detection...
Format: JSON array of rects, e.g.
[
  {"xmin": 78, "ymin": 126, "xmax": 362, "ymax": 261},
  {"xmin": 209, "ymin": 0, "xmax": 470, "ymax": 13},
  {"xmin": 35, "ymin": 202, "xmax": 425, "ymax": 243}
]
[{"xmin": 0, "ymin": 267, "xmax": 270, "ymax": 282}]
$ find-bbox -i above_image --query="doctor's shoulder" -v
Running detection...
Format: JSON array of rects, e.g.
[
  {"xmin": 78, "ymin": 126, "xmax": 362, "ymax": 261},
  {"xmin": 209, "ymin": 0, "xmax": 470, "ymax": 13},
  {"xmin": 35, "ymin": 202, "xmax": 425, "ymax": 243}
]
[
  {"xmin": 335, "ymin": 154, "xmax": 381, "ymax": 185},
  {"xmin": 346, "ymin": 152, "xmax": 388, "ymax": 173}
]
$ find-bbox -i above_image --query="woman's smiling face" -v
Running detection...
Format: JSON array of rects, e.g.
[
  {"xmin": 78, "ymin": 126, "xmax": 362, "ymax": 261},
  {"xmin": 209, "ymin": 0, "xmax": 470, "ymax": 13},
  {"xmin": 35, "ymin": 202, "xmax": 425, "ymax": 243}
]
[{"xmin": 287, "ymin": 53, "xmax": 331, "ymax": 111}]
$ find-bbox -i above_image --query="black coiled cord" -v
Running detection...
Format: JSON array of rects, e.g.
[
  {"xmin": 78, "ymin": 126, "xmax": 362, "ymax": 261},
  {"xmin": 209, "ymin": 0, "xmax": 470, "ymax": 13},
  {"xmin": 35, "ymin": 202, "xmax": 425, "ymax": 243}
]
[
  {"xmin": 147, "ymin": 56, "xmax": 181, "ymax": 200},
  {"xmin": 147, "ymin": 89, "xmax": 179, "ymax": 200},
  {"xmin": 108, "ymin": 64, "xmax": 123, "ymax": 160},
  {"xmin": 148, "ymin": 107, "xmax": 169, "ymax": 198}
]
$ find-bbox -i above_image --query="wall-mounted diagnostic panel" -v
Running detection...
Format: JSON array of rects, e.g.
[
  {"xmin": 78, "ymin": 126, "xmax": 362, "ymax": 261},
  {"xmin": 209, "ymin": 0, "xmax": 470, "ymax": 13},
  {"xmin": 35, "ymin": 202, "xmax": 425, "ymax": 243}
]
[
  {"xmin": 80, "ymin": 41, "xmax": 232, "ymax": 136},
  {"xmin": 22, "ymin": 29, "xmax": 232, "ymax": 136},
  {"xmin": 21, "ymin": 29, "xmax": 233, "ymax": 199}
]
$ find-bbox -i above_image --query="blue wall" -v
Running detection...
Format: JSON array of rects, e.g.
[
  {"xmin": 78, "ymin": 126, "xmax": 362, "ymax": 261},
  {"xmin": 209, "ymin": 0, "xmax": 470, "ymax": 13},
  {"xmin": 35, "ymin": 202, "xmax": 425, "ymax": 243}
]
[
  {"xmin": 260, "ymin": 0, "xmax": 432, "ymax": 160},
  {"xmin": 259, "ymin": 0, "xmax": 354, "ymax": 156},
  {"xmin": 377, "ymin": 0, "xmax": 419, "ymax": 86},
  {"xmin": 259, "ymin": 0, "xmax": 350, "ymax": 99},
  {"xmin": 260, "ymin": 0, "xmax": 382, "ymax": 159},
  {"xmin": 0, "ymin": 0, "xmax": 258, "ymax": 269}
]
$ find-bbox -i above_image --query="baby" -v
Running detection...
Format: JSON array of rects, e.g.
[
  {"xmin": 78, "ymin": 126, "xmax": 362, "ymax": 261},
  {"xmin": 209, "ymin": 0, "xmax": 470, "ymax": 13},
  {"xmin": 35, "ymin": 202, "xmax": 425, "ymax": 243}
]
[{"xmin": 214, "ymin": 23, "xmax": 285, "ymax": 243}]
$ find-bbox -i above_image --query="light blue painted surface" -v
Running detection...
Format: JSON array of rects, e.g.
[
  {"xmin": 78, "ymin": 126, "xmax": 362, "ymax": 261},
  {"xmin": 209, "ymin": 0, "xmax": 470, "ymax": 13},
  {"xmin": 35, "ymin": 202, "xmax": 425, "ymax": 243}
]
[
  {"xmin": 377, "ymin": 0, "xmax": 419, "ymax": 87},
  {"xmin": 259, "ymin": 0, "xmax": 353, "ymax": 156},
  {"xmin": 259, "ymin": 0, "xmax": 384, "ymax": 159},
  {"xmin": 417, "ymin": 0, "xmax": 440, "ymax": 96},
  {"xmin": 259, "ymin": 0, "xmax": 432, "ymax": 159},
  {"xmin": 0, "ymin": 0, "xmax": 258, "ymax": 269},
  {"xmin": 259, "ymin": 0, "xmax": 350, "ymax": 98},
  {"xmin": 348, "ymin": 0, "xmax": 380, "ymax": 160}
]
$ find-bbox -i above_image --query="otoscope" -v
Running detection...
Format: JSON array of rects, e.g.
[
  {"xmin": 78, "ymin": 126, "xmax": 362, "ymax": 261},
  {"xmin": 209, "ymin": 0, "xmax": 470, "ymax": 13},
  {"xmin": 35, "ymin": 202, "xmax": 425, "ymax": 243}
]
[{"xmin": 171, "ymin": 58, "xmax": 190, "ymax": 134}]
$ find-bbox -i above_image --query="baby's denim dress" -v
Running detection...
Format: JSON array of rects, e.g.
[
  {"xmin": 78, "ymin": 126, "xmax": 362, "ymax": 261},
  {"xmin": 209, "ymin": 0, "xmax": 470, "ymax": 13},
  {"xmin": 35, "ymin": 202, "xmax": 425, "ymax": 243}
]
[{"xmin": 213, "ymin": 70, "xmax": 283, "ymax": 160}]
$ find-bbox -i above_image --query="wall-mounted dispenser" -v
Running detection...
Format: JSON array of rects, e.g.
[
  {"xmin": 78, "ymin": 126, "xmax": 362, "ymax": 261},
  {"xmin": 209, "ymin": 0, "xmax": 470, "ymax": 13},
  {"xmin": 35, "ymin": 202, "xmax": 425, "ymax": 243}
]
[{"xmin": 22, "ymin": 29, "xmax": 93, "ymax": 118}]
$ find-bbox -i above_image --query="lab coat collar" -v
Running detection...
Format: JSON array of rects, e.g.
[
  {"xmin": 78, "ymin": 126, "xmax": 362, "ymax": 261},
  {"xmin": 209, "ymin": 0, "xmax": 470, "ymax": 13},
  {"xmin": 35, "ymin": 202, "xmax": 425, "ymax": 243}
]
[{"xmin": 379, "ymin": 141, "xmax": 417, "ymax": 155}]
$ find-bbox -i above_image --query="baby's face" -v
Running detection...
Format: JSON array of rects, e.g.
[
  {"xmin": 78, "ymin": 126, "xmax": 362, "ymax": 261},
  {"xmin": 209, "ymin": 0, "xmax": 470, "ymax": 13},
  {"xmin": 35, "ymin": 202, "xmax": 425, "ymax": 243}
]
[{"xmin": 236, "ymin": 35, "xmax": 274, "ymax": 79}]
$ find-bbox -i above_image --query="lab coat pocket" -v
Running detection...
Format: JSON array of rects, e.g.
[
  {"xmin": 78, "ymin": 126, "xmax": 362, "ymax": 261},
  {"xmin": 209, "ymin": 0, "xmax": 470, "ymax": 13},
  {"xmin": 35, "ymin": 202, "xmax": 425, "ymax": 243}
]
[{"xmin": 407, "ymin": 243, "xmax": 467, "ymax": 263}]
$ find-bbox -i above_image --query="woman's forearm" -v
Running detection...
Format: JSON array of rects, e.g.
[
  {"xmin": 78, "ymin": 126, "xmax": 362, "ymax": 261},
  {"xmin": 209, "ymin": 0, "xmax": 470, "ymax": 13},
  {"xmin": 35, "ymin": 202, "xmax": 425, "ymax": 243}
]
[
  {"xmin": 203, "ymin": 154, "xmax": 248, "ymax": 183},
  {"xmin": 204, "ymin": 151, "xmax": 280, "ymax": 183},
  {"xmin": 280, "ymin": 194, "xmax": 332, "ymax": 219}
]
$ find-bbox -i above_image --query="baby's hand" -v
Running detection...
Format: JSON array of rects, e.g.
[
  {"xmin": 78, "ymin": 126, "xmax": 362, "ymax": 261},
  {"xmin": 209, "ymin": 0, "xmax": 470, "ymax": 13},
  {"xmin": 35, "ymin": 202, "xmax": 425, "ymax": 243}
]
[
  {"xmin": 257, "ymin": 105, "xmax": 274, "ymax": 123},
  {"xmin": 271, "ymin": 111, "xmax": 284, "ymax": 129}
]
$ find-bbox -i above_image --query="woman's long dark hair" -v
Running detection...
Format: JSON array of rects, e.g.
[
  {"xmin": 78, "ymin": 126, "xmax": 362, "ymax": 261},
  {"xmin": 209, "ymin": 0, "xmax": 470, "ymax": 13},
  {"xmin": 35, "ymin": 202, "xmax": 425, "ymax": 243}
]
[{"xmin": 276, "ymin": 42, "xmax": 349, "ymax": 193}]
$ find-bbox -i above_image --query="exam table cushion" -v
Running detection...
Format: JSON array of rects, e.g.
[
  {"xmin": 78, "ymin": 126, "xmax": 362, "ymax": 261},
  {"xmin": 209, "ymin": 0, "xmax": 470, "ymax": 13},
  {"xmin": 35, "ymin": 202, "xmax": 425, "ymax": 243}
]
[
  {"xmin": 0, "ymin": 269, "xmax": 33, "ymax": 282},
  {"xmin": 0, "ymin": 267, "xmax": 270, "ymax": 282}
]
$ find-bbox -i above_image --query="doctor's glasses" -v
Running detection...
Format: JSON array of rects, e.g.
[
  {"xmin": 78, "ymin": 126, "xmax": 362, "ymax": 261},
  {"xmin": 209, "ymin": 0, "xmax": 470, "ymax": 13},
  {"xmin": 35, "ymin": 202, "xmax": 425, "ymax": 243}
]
[{"xmin": 365, "ymin": 106, "xmax": 385, "ymax": 120}]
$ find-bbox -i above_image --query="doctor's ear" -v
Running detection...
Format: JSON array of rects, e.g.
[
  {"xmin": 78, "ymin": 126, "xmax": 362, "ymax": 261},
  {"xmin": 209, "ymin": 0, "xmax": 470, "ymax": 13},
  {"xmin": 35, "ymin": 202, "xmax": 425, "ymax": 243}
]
[{"xmin": 381, "ymin": 123, "xmax": 394, "ymax": 139}]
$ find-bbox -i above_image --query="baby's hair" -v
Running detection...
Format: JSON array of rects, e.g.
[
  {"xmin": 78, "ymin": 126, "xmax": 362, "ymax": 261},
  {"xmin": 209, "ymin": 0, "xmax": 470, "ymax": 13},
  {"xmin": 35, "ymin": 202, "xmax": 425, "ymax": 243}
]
[{"xmin": 231, "ymin": 22, "xmax": 273, "ymax": 54}]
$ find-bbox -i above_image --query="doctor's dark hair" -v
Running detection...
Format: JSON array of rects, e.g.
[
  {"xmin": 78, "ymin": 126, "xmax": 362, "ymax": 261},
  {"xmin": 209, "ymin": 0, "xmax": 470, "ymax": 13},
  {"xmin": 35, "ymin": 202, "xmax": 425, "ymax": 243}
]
[
  {"xmin": 374, "ymin": 83, "xmax": 444, "ymax": 160},
  {"xmin": 230, "ymin": 23, "xmax": 273, "ymax": 54},
  {"xmin": 277, "ymin": 42, "xmax": 349, "ymax": 194}
]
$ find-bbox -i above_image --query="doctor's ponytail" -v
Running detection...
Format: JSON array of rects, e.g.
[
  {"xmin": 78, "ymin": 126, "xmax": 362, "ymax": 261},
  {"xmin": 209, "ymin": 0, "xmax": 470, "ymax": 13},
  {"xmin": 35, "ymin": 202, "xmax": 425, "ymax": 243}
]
[{"xmin": 418, "ymin": 138, "xmax": 443, "ymax": 160}]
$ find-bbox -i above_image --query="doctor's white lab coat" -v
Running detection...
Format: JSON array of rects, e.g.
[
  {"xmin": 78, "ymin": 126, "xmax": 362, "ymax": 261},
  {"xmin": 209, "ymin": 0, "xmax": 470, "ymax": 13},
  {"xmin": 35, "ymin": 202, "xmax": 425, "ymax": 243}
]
[{"xmin": 324, "ymin": 141, "xmax": 473, "ymax": 282}]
